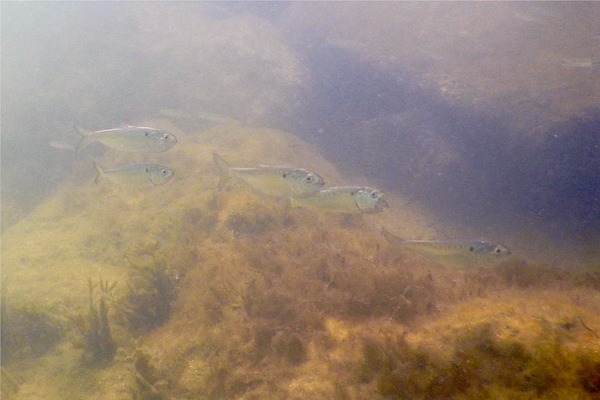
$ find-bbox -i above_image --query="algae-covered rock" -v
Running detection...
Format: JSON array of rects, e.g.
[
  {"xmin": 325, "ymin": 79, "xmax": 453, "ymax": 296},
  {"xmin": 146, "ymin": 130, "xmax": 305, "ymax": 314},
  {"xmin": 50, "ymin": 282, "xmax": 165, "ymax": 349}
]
[
  {"xmin": 0, "ymin": 301, "xmax": 64, "ymax": 365},
  {"xmin": 2, "ymin": 120, "xmax": 599, "ymax": 399}
]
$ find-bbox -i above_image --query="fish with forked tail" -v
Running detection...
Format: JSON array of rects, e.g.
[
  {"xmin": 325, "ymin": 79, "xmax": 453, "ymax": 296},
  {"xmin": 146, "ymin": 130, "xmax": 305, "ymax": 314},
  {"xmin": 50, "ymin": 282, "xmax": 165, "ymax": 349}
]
[
  {"xmin": 213, "ymin": 153, "xmax": 325, "ymax": 198},
  {"xmin": 290, "ymin": 186, "xmax": 389, "ymax": 214},
  {"xmin": 93, "ymin": 162, "xmax": 174, "ymax": 186},
  {"xmin": 382, "ymin": 228, "xmax": 510, "ymax": 268},
  {"xmin": 75, "ymin": 125, "xmax": 177, "ymax": 153}
]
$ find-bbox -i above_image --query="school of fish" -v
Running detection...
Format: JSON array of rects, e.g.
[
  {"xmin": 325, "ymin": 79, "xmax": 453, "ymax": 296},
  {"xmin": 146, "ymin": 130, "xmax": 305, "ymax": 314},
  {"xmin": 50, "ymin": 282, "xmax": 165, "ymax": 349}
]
[{"xmin": 72, "ymin": 121, "xmax": 511, "ymax": 269}]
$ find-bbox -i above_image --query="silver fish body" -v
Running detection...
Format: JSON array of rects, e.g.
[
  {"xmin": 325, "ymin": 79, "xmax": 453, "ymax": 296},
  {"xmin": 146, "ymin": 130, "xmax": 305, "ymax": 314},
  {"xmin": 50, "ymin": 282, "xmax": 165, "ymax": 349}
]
[
  {"xmin": 382, "ymin": 229, "xmax": 510, "ymax": 268},
  {"xmin": 291, "ymin": 186, "xmax": 389, "ymax": 214},
  {"xmin": 94, "ymin": 163, "xmax": 174, "ymax": 186},
  {"xmin": 559, "ymin": 57, "xmax": 599, "ymax": 68},
  {"xmin": 76, "ymin": 126, "xmax": 177, "ymax": 153},
  {"xmin": 213, "ymin": 153, "xmax": 325, "ymax": 198}
]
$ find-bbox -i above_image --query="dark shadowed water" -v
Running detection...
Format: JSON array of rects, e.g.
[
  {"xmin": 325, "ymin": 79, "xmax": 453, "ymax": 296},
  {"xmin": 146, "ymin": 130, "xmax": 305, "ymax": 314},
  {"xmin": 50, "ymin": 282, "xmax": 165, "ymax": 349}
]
[{"xmin": 288, "ymin": 45, "xmax": 600, "ymax": 248}]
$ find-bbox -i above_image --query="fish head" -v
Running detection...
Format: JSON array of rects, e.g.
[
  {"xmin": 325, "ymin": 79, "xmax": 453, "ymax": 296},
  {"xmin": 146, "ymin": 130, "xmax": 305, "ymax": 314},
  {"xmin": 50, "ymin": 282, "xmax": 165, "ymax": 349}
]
[
  {"xmin": 146, "ymin": 129, "xmax": 178, "ymax": 151},
  {"xmin": 146, "ymin": 165, "xmax": 175, "ymax": 185},
  {"xmin": 491, "ymin": 243, "xmax": 511, "ymax": 257},
  {"xmin": 471, "ymin": 241, "xmax": 511, "ymax": 257},
  {"xmin": 354, "ymin": 187, "xmax": 389, "ymax": 213},
  {"xmin": 284, "ymin": 169, "xmax": 325, "ymax": 197}
]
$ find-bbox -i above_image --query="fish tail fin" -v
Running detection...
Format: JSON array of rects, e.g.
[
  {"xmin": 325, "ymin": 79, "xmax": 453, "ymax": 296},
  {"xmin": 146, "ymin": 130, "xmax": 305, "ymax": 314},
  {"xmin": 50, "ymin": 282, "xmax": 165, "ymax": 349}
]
[
  {"xmin": 93, "ymin": 161, "xmax": 104, "ymax": 184},
  {"xmin": 74, "ymin": 126, "xmax": 94, "ymax": 153},
  {"xmin": 381, "ymin": 227, "xmax": 403, "ymax": 245},
  {"xmin": 213, "ymin": 153, "xmax": 231, "ymax": 190}
]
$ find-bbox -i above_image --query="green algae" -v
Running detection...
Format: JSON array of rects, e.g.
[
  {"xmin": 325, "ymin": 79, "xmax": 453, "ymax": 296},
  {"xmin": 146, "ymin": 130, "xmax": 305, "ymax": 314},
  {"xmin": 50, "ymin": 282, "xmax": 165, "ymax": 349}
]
[
  {"xmin": 1, "ymin": 284, "xmax": 64, "ymax": 365},
  {"xmin": 76, "ymin": 279, "xmax": 117, "ymax": 367},
  {"xmin": 130, "ymin": 349, "xmax": 168, "ymax": 400},
  {"xmin": 2, "ymin": 123, "xmax": 600, "ymax": 400},
  {"xmin": 120, "ymin": 256, "xmax": 176, "ymax": 334},
  {"xmin": 225, "ymin": 206, "xmax": 277, "ymax": 237},
  {"xmin": 356, "ymin": 321, "xmax": 600, "ymax": 399}
]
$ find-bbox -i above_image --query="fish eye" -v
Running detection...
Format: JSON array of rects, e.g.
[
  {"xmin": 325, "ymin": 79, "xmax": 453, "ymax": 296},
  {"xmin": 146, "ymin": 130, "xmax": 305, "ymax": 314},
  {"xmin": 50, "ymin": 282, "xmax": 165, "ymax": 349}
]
[
  {"xmin": 306, "ymin": 175, "xmax": 313, "ymax": 183},
  {"xmin": 163, "ymin": 133, "xmax": 169, "ymax": 140},
  {"xmin": 371, "ymin": 191, "xmax": 379, "ymax": 199},
  {"xmin": 494, "ymin": 247, "xmax": 502, "ymax": 253},
  {"xmin": 162, "ymin": 169, "xmax": 168, "ymax": 175}
]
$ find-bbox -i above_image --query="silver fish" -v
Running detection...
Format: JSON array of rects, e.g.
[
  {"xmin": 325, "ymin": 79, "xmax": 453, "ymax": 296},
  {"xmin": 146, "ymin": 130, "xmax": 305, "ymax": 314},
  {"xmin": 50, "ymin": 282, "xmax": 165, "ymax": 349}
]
[
  {"xmin": 94, "ymin": 162, "xmax": 174, "ymax": 186},
  {"xmin": 382, "ymin": 229, "xmax": 510, "ymax": 269},
  {"xmin": 75, "ymin": 125, "xmax": 177, "ymax": 153},
  {"xmin": 213, "ymin": 153, "xmax": 324, "ymax": 198},
  {"xmin": 559, "ymin": 57, "xmax": 600, "ymax": 69},
  {"xmin": 290, "ymin": 186, "xmax": 389, "ymax": 214}
]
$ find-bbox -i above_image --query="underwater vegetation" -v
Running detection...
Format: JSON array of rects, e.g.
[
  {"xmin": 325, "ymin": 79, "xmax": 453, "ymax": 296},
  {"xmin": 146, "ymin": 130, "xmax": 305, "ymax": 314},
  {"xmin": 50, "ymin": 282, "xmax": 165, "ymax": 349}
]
[
  {"xmin": 1, "ymin": 281, "xmax": 64, "ymax": 365},
  {"xmin": 225, "ymin": 204, "xmax": 277, "ymax": 237},
  {"xmin": 357, "ymin": 322, "xmax": 600, "ymax": 399},
  {"xmin": 2, "ymin": 124, "xmax": 599, "ymax": 400},
  {"xmin": 75, "ymin": 279, "xmax": 117, "ymax": 367},
  {"xmin": 0, "ymin": 300, "xmax": 64, "ymax": 365},
  {"xmin": 120, "ymin": 255, "xmax": 176, "ymax": 334},
  {"xmin": 130, "ymin": 349, "xmax": 169, "ymax": 400}
]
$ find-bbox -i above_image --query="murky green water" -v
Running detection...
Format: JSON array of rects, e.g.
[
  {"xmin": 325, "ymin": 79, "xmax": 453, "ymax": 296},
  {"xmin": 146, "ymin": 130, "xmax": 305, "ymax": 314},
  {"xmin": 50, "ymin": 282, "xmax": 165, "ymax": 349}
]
[{"xmin": 2, "ymin": 3, "xmax": 599, "ymax": 399}]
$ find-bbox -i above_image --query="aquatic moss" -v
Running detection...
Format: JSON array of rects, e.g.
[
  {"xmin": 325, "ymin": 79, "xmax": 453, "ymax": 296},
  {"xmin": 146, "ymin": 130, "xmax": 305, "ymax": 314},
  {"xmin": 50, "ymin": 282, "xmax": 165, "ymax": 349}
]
[
  {"xmin": 77, "ymin": 279, "xmax": 117, "ymax": 367},
  {"xmin": 225, "ymin": 212, "xmax": 276, "ymax": 237},
  {"xmin": 121, "ymin": 256, "xmax": 176, "ymax": 333},
  {"xmin": 243, "ymin": 278, "xmax": 295, "ymax": 322},
  {"xmin": 489, "ymin": 260, "xmax": 600, "ymax": 291},
  {"xmin": 251, "ymin": 322, "xmax": 278, "ymax": 363},
  {"xmin": 225, "ymin": 204, "xmax": 277, "ymax": 237},
  {"xmin": 273, "ymin": 331, "xmax": 307, "ymax": 365},
  {"xmin": 130, "ymin": 349, "xmax": 168, "ymax": 400},
  {"xmin": 0, "ymin": 299, "xmax": 64, "ymax": 364},
  {"xmin": 340, "ymin": 268, "xmax": 437, "ymax": 323},
  {"xmin": 356, "ymin": 321, "xmax": 600, "ymax": 399}
]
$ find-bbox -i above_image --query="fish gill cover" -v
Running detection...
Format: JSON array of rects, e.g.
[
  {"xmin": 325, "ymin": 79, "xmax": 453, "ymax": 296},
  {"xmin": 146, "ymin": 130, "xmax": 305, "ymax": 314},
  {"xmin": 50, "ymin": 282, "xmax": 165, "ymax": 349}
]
[{"xmin": 1, "ymin": 2, "xmax": 600, "ymax": 400}]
